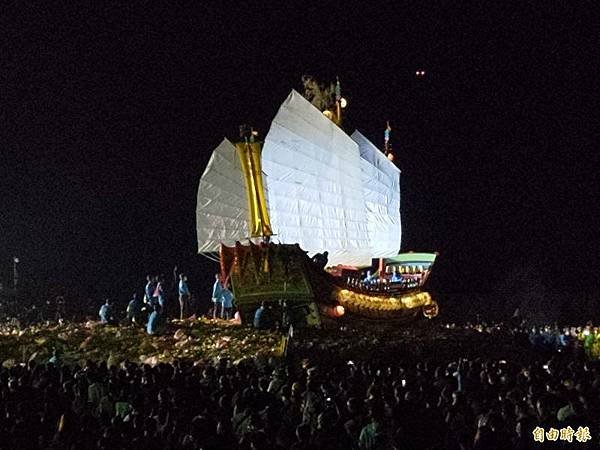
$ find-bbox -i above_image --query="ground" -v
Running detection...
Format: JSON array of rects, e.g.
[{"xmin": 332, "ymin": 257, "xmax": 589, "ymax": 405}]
[
  {"xmin": 0, "ymin": 318, "xmax": 281, "ymax": 367},
  {"xmin": 0, "ymin": 317, "xmax": 540, "ymax": 368}
]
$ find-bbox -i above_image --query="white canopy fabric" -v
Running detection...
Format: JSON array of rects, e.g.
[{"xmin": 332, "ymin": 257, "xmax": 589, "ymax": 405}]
[
  {"xmin": 351, "ymin": 130, "xmax": 402, "ymax": 257},
  {"xmin": 261, "ymin": 90, "xmax": 373, "ymax": 266},
  {"xmin": 197, "ymin": 90, "xmax": 403, "ymax": 266},
  {"xmin": 196, "ymin": 138, "xmax": 250, "ymax": 253}
]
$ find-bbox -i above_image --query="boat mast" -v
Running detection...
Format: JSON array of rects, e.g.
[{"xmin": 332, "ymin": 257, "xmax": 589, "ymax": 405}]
[
  {"xmin": 377, "ymin": 121, "xmax": 395, "ymax": 276},
  {"xmin": 334, "ymin": 77, "xmax": 342, "ymax": 126},
  {"xmin": 236, "ymin": 124, "xmax": 273, "ymax": 241}
]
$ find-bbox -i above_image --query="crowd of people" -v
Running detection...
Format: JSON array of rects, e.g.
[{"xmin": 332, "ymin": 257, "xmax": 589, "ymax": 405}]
[
  {"xmin": 439, "ymin": 321, "xmax": 600, "ymax": 362},
  {"xmin": 527, "ymin": 324, "xmax": 600, "ymax": 360},
  {"xmin": 0, "ymin": 336, "xmax": 598, "ymax": 449},
  {"xmin": 94, "ymin": 272, "xmax": 238, "ymax": 335}
]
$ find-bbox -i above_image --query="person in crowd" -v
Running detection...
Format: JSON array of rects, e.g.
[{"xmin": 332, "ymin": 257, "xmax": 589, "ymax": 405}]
[
  {"xmin": 290, "ymin": 423, "xmax": 312, "ymax": 450},
  {"xmin": 220, "ymin": 284, "xmax": 234, "ymax": 320},
  {"xmin": 147, "ymin": 304, "xmax": 162, "ymax": 335},
  {"xmin": 154, "ymin": 278, "xmax": 166, "ymax": 309},
  {"xmin": 390, "ymin": 268, "xmax": 401, "ymax": 283},
  {"xmin": 0, "ymin": 332, "xmax": 598, "ymax": 449},
  {"xmin": 254, "ymin": 301, "xmax": 273, "ymax": 330},
  {"xmin": 311, "ymin": 251, "xmax": 329, "ymax": 270},
  {"xmin": 55, "ymin": 295, "xmax": 67, "ymax": 322},
  {"xmin": 212, "ymin": 273, "xmax": 223, "ymax": 319},
  {"xmin": 358, "ymin": 401, "xmax": 389, "ymax": 450},
  {"xmin": 126, "ymin": 292, "xmax": 143, "ymax": 325},
  {"xmin": 99, "ymin": 299, "xmax": 116, "ymax": 325},
  {"xmin": 144, "ymin": 275, "xmax": 155, "ymax": 305},
  {"xmin": 591, "ymin": 326, "xmax": 600, "ymax": 360},
  {"xmin": 178, "ymin": 273, "xmax": 191, "ymax": 320},
  {"xmin": 48, "ymin": 347, "xmax": 61, "ymax": 365}
]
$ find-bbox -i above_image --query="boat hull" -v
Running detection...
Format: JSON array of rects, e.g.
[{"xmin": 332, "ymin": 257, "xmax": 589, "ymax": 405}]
[
  {"xmin": 218, "ymin": 242, "xmax": 438, "ymax": 325},
  {"xmin": 332, "ymin": 288, "xmax": 438, "ymax": 320}
]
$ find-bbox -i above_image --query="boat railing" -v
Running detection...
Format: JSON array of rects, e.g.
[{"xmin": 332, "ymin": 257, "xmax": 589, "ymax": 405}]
[{"xmin": 344, "ymin": 276, "xmax": 421, "ymax": 294}]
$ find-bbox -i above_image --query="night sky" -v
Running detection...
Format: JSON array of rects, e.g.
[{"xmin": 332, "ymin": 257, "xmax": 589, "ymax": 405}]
[{"xmin": 1, "ymin": 3, "xmax": 598, "ymax": 305}]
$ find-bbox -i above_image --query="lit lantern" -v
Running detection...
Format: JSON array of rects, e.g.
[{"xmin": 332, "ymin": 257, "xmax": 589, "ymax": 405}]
[{"xmin": 321, "ymin": 304, "xmax": 346, "ymax": 318}]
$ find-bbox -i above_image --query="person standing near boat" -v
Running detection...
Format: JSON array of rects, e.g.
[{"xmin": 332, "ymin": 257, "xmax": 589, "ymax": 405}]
[
  {"xmin": 154, "ymin": 278, "xmax": 166, "ymax": 309},
  {"xmin": 178, "ymin": 273, "xmax": 191, "ymax": 320},
  {"xmin": 99, "ymin": 299, "xmax": 116, "ymax": 325},
  {"xmin": 144, "ymin": 275, "xmax": 155, "ymax": 306},
  {"xmin": 220, "ymin": 284, "xmax": 234, "ymax": 320},
  {"xmin": 212, "ymin": 274, "xmax": 223, "ymax": 319},
  {"xmin": 126, "ymin": 292, "xmax": 143, "ymax": 325},
  {"xmin": 147, "ymin": 304, "xmax": 163, "ymax": 335}
]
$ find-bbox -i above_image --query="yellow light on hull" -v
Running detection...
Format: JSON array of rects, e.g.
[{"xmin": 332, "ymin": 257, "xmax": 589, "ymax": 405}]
[{"xmin": 334, "ymin": 305, "xmax": 345, "ymax": 317}]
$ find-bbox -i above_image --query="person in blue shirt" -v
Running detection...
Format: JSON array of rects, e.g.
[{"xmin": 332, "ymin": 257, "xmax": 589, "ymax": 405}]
[
  {"xmin": 126, "ymin": 292, "xmax": 143, "ymax": 325},
  {"xmin": 254, "ymin": 302, "xmax": 265, "ymax": 329},
  {"xmin": 558, "ymin": 328, "xmax": 571, "ymax": 352},
  {"xmin": 49, "ymin": 347, "xmax": 61, "ymax": 366},
  {"xmin": 254, "ymin": 301, "xmax": 273, "ymax": 330},
  {"xmin": 390, "ymin": 269, "xmax": 402, "ymax": 283},
  {"xmin": 212, "ymin": 274, "xmax": 223, "ymax": 319},
  {"xmin": 178, "ymin": 273, "xmax": 191, "ymax": 320},
  {"xmin": 220, "ymin": 286, "xmax": 234, "ymax": 320},
  {"xmin": 99, "ymin": 299, "xmax": 116, "ymax": 325},
  {"xmin": 144, "ymin": 275, "xmax": 155, "ymax": 305},
  {"xmin": 147, "ymin": 305, "xmax": 162, "ymax": 335}
]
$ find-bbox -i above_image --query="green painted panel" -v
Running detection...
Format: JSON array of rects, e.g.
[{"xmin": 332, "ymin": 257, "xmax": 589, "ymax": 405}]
[{"xmin": 384, "ymin": 252, "xmax": 438, "ymax": 265}]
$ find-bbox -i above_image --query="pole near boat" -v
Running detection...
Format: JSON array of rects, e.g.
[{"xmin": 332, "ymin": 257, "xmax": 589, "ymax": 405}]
[
  {"xmin": 236, "ymin": 125, "xmax": 272, "ymax": 240},
  {"xmin": 384, "ymin": 121, "xmax": 394, "ymax": 161},
  {"xmin": 335, "ymin": 77, "xmax": 342, "ymax": 126}
]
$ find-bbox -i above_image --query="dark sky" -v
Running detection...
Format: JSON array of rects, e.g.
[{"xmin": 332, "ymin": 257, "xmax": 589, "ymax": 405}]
[{"xmin": 1, "ymin": 3, "xmax": 598, "ymax": 301}]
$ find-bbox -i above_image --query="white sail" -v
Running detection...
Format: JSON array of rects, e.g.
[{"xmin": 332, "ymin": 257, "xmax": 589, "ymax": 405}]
[
  {"xmin": 196, "ymin": 138, "xmax": 250, "ymax": 253},
  {"xmin": 351, "ymin": 130, "xmax": 402, "ymax": 257},
  {"xmin": 261, "ymin": 90, "xmax": 372, "ymax": 266}
]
